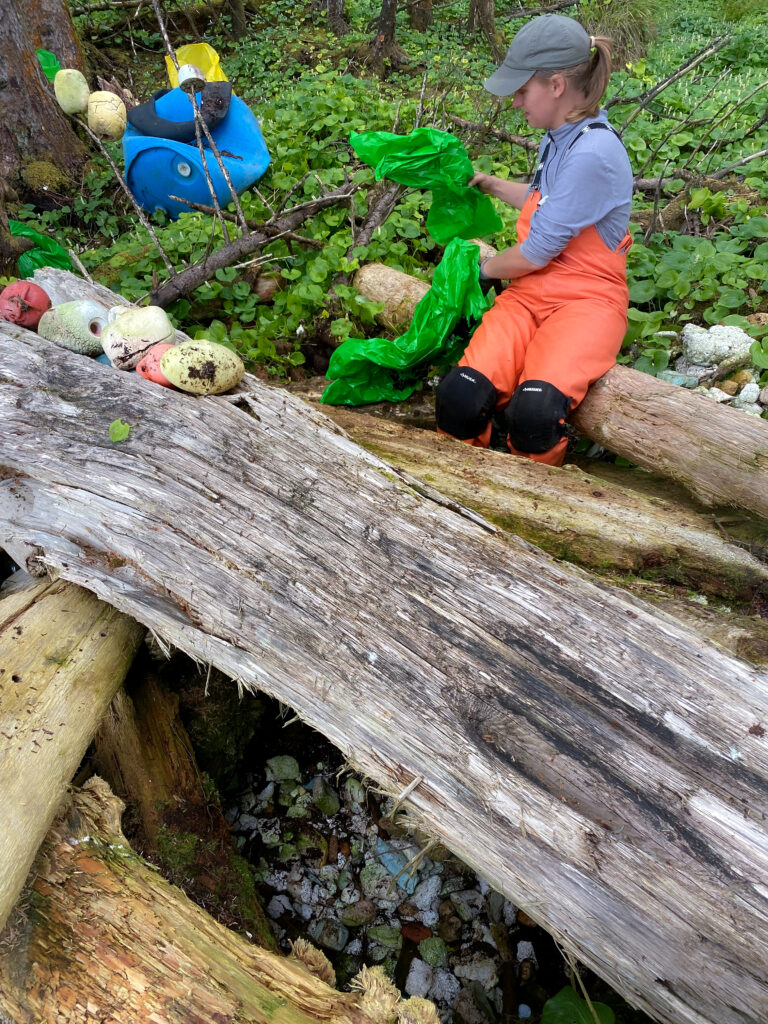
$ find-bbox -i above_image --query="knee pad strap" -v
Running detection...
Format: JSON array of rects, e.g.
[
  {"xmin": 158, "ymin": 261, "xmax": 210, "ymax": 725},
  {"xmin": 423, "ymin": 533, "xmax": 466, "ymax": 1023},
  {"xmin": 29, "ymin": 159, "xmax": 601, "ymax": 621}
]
[
  {"xmin": 435, "ymin": 367, "xmax": 497, "ymax": 440},
  {"xmin": 504, "ymin": 380, "xmax": 571, "ymax": 454}
]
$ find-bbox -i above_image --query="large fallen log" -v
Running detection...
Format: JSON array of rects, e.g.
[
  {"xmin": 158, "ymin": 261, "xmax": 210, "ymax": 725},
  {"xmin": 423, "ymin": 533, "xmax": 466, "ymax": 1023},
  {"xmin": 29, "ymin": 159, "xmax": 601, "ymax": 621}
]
[
  {"xmin": 0, "ymin": 572, "xmax": 144, "ymax": 932},
  {"xmin": 318, "ymin": 405, "xmax": 768, "ymax": 599},
  {"xmin": 1, "ymin": 303, "xmax": 768, "ymax": 1024},
  {"xmin": 352, "ymin": 263, "xmax": 768, "ymax": 521},
  {"xmin": 0, "ymin": 776, "xmax": 392, "ymax": 1024}
]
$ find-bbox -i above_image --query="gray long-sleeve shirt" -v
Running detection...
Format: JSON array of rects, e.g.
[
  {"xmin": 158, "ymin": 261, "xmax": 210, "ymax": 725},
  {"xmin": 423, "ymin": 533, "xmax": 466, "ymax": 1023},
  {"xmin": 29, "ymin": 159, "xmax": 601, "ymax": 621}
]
[{"xmin": 519, "ymin": 109, "xmax": 633, "ymax": 268}]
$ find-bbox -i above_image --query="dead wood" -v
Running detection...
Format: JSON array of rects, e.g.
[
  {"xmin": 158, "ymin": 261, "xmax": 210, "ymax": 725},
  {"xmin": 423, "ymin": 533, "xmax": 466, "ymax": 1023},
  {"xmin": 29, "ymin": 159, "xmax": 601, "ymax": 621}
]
[
  {"xmin": 148, "ymin": 183, "xmax": 358, "ymax": 308},
  {"xmin": 0, "ymin": 776, "xmax": 380, "ymax": 1024},
  {"xmin": 318, "ymin": 405, "xmax": 768, "ymax": 600},
  {"xmin": 349, "ymin": 261, "xmax": 768, "ymax": 521},
  {"xmin": 92, "ymin": 664, "xmax": 277, "ymax": 946},
  {"xmin": 0, "ymin": 573, "xmax": 144, "ymax": 933},
  {"xmin": 1, "ymin": 274, "xmax": 768, "ymax": 1023}
]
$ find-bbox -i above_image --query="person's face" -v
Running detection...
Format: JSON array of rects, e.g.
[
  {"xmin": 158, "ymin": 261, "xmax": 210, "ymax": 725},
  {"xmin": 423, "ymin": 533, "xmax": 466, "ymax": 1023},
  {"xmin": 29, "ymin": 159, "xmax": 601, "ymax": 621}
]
[{"xmin": 512, "ymin": 75, "xmax": 566, "ymax": 130}]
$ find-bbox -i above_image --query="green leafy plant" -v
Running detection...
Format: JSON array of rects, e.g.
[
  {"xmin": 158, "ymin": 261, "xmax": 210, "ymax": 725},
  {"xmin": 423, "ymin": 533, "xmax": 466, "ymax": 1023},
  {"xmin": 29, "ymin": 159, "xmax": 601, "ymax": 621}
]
[{"xmin": 541, "ymin": 985, "xmax": 615, "ymax": 1024}]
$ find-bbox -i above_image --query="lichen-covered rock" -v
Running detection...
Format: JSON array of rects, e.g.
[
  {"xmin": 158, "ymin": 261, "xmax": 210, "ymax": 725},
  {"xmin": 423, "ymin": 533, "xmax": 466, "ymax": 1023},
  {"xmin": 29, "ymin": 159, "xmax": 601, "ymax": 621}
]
[
  {"xmin": 0, "ymin": 281, "xmax": 51, "ymax": 330},
  {"xmin": 737, "ymin": 381, "xmax": 760, "ymax": 405},
  {"xmin": 102, "ymin": 306, "xmax": 175, "ymax": 370},
  {"xmin": 681, "ymin": 323, "xmax": 753, "ymax": 366},
  {"xmin": 37, "ymin": 299, "xmax": 108, "ymax": 355},
  {"xmin": 161, "ymin": 339, "xmax": 244, "ymax": 395},
  {"xmin": 54, "ymin": 69, "xmax": 90, "ymax": 115},
  {"xmin": 87, "ymin": 91, "xmax": 126, "ymax": 140}
]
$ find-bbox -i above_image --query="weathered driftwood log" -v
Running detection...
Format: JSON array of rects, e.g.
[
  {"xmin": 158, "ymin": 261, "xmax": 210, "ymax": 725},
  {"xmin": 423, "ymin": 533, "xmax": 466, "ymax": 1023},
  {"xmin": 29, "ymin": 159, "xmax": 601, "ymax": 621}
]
[
  {"xmin": 318, "ymin": 405, "xmax": 768, "ymax": 600},
  {"xmin": 0, "ymin": 776, "xmax": 389, "ymax": 1023},
  {"xmin": 352, "ymin": 265, "xmax": 768, "ymax": 521},
  {"xmin": 92, "ymin": 666, "xmax": 277, "ymax": 947},
  {"xmin": 1, "ymin": 297, "xmax": 768, "ymax": 1024},
  {"xmin": 0, "ymin": 573, "xmax": 144, "ymax": 933}
]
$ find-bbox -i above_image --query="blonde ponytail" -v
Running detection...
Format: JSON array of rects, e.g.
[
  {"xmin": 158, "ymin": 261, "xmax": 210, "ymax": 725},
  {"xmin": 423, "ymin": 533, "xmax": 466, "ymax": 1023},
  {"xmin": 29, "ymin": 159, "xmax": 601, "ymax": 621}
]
[{"xmin": 534, "ymin": 35, "xmax": 613, "ymax": 122}]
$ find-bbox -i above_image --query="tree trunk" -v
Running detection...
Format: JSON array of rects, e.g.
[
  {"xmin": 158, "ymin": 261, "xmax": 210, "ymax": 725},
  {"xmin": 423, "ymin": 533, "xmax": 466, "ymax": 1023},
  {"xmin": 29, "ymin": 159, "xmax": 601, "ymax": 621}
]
[
  {"xmin": 467, "ymin": 0, "xmax": 505, "ymax": 64},
  {"xmin": 328, "ymin": 0, "xmax": 350, "ymax": 36},
  {"xmin": 0, "ymin": 573, "xmax": 144, "ymax": 933},
  {"xmin": 0, "ymin": 776, "xmax": 382, "ymax": 1024},
  {"xmin": 0, "ymin": 0, "xmax": 88, "ymax": 188},
  {"xmin": 92, "ymin": 664, "xmax": 277, "ymax": 947},
  {"xmin": 366, "ymin": 0, "xmax": 407, "ymax": 70},
  {"xmin": 407, "ymin": 0, "xmax": 432, "ymax": 31},
  {"xmin": 1, "ymin": 274, "xmax": 768, "ymax": 1024},
  {"xmin": 350, "ymin": 262, "xmax": 768, "ymax": 522},
  {"xmin": 226, "ymin": 0, "xmax": 248, "ymax": 39}
]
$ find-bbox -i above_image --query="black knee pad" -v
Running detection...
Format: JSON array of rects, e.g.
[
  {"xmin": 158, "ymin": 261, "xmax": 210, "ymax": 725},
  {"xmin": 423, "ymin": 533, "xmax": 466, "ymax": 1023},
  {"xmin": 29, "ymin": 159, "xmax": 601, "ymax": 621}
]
[
  {"xmin": 503, "ymin": 380, "xmax": 571, "ymax": 454},
  {"xmin": 435, "ymin": 366, "xmax": 497, "ymax": 440}
]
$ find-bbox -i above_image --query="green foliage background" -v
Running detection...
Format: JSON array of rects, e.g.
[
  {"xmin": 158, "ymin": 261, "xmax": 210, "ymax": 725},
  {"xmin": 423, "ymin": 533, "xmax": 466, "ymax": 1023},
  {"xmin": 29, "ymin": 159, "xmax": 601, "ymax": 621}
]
[{"xmin": 14, "ymin": 0, "xmax": 768, "ymax": 393}]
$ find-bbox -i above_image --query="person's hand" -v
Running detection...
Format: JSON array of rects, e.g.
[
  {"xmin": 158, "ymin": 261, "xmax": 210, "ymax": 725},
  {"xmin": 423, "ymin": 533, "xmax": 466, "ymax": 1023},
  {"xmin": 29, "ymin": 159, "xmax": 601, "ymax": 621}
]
[
  {"xmin": 478, "ymin": 257, "xmax": 503, "ymax": 297},
  {"xmin": 467, "ymin": 172, "xmax": 493, "ymax": 193}
]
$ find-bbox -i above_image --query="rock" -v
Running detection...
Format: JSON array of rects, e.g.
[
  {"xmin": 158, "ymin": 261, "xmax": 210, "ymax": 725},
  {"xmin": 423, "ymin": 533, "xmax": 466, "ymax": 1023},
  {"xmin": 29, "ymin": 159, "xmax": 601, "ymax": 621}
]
[
  {"xmin": 266, "ymin": 893, "xmax": 292, "ymax": 919},
  {"xmin": 360, "ymin": 862, "xmax": 400, "ymax": 903},
  {"xmin": 656, "ymin": 370, "xmax": 701, "ymax": 388},
  {"xmin": 136, "ymin": 342, "xmax": 176, "ymax": 387},
  {"xmin": 88, "ymin": 90, "xmax": 127, "ymax": 140},
  {"xmin": 0, "ymin": 281, "xmax": 51, "ymax": 330},
  {"xmin": 454, "ymin": 987, "xmax": 491, "ymax": 1024},
  {"xmin": 453, "ymin": 956, "xmax": 499, "ymax": 989},
  {"xmin": 286, "ymin": 790, "xmax": 313, "ymax": 818},
  {"xmin": 402, "ymin": 921, "xmax": 432, "ymax": 943},
  {"xmin": 672, "ymin": 357, "xmax": 712, "ymax": 382},
  {"xmin": 102, "ymin": 306, "xmax": 175, "ymax": 370},
  {"xmin": 265, "ymin": 755, "xmax": 301, "ymax": 782},
  {"xmin": 681, "ymin": 323, "xmax": 752, "ymax": 366},
  {"xmin": 450, "ymin": 889, "xmax": 485, "ymax": 923},
  {"xmin": 312, "ymin": 777, "xmax": 340, "ymax": 817},
  {"xmin": 732, "ymin": 369, "xmax": 756, "ymax": 385},
  {"xmin": 717, "ymin": 379, "xmax": 740, "ymax": 396},
  {"xmin": 405, "ymin": 958, "xmax": 434, "ymax": 998},
  {"xmin": 411, "ymin": 875, "xmax": 442, "ymax": 912},
  {"xmin": 397, "ymin": 900, "xmax": 420, "ymax": 920},
  {"xmin": 516, "ymin": 940, "xmax": 537, "ymax": 966},
  {"xmin": 485, "ymin": 890, "xmax": 505, "ymax": 925},
  {"xmin": 418, "ymin": 936, "xmax": 448, "ymax": 968},
  {"xmin": 54, "ymin": 69, "xmax": 90, "ymax": 115},
  {"xmin": 429, "ymin": 969, "xmax": 461, "ymax": 1006},
  {"xmin": 344, "ymin": 777, "xmax": 367, "ymax": 807},
  {"xmin": 341, "ymin": 899, "xmax": 377, "ymax": 927},
  {"xmin": 516, "ymin": 909, "xmax": 537, "ymax": 928},
  {"xmin": 307, "ymin": 918, "xmax": 349, "ymax": 952},
  {"xmin": 759, "ymin": 386, "xmax": 768, "ymax": 407},
  {"xmin": 161, "ymin": 339, "xmax": 245, "ymax": 395},
  {"xmin": 37, "ymin": 299, "xmax": 108, "ymax": 355},
  {"xmin": 367, "ymin": 924, "xmax": 403, "ymax": 950},
  {"xmin": 437, "ymin": 900, "xmax": 463, "ymax": 943},
  {"xmin": 705, "ymin": 387, "xmax": 734, "ymax": 403},
  {"xmin": 737, "ymin": 381, "xmax": 760, "ymax": 404},
  {"xmin": 518, "ymin": 1005, "xmax": 532, "ymax": 1019}
]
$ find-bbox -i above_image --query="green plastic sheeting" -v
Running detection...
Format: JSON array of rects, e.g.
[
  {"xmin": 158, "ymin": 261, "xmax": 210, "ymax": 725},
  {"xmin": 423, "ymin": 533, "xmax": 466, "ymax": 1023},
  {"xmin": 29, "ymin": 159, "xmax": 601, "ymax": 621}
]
[
  {"xmin": 350, "ymin": 127, "xmax": 502, "ymax": 244},
  {"xmin": 36, "ymin": 49, "xmax": 61, "ymax": 82},
  {"xmin": 322, "ymin": 238, "xmax": 491, "ymax": 406},
  {"xmin": 9, "ymin": 221, "xmax": 72, "ymax": 278}
]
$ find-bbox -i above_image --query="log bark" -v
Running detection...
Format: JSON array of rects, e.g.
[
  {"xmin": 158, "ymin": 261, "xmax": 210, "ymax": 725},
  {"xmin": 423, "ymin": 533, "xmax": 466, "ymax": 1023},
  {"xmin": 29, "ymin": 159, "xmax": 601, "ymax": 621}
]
[
  {"xmin": 317, "ymin": 406, "xmax": 768, "ymax": 601},
  {"xmin": 0, "ymin": 776, "xmax": 379, "ymax": 1023},
  {"xmin": 1, "ymin": 277, "xmax": 768, "ymax": 1024},
  {"xmin": 350, "ymin": 263, "xmax": 768, "ymax": 521},
  {"xmin": 92, "ymin": 664, "xmax": 277, "ymax": 947},
  {"xmin": 0, "ymin": 573, "xmax": 144, "ymax": 933}
]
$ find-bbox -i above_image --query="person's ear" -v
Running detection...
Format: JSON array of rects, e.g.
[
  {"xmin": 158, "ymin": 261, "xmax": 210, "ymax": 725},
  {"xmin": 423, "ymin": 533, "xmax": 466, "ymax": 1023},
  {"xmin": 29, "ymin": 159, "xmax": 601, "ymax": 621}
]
[{"xmin": 550, "ymin": 74, "xmax": 567, "ymax": 98}]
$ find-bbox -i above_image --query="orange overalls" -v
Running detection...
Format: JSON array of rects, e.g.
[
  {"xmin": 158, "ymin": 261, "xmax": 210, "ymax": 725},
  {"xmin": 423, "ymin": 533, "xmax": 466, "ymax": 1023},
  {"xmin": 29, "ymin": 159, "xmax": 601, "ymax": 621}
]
[{"xmin": 458, "ymin": 181, "xmax": 632, "ymax": 465}]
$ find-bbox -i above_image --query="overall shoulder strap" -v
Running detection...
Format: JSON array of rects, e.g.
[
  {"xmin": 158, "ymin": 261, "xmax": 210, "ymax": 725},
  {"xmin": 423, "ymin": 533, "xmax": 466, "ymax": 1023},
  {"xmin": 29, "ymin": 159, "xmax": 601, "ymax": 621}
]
[{"xmin": 565, "ymin": 121, "xmax": 619, "ymax": 154}]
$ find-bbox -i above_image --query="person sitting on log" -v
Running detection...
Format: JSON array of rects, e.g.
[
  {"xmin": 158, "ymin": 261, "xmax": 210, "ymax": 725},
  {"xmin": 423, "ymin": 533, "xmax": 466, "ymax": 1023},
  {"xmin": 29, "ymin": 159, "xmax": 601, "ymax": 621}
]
[{"xmin": 435, "ymin": 15, "xmax": 633, "ymax": 466}]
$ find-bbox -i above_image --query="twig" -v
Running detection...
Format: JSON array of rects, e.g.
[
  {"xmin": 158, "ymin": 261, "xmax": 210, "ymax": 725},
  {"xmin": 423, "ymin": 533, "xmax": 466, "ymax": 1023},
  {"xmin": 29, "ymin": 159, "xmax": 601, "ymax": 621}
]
[
  {"xmin": 682, "ymin": 77, "xmax": 768, "ymax": 174},
  {"xmin": 68, "ymin": 249, "xmax": 94, "ymax": 283},
  {"xmin": 500, "ymin": 0, "xmax": 576, "ymax": 19},
  {"xmin": 448, "ymin": 114, "xmax": 538, "ymax": 152},
  {"xmin": 414, "ymin": 71, "xmax": 429, "ymax": 130},
  {"xmin": 708, "ymin": 147, "xmax": 768, "ymax": 180},
  {"xmin": 75, "ymin": 117, "xmax": 176, "ymax": 276},
  {"xmin": 167, "ymin": 195, "xmax": 323, "ymax": 245}
]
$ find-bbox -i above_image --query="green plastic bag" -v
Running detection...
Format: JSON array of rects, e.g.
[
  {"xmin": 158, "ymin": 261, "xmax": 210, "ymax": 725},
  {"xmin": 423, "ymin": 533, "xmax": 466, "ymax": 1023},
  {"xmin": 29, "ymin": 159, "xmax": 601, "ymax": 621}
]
[
  {"xmin": 322, "ymin": 238, "xmax": 491, "ymax": 406},
  {"xmin": 36, "ymin": 49, "xmax": 61, "ymax": 82},
  {"xmin": 350, "ymin": 127, "xmax": 502, "ymax": 244},
  {"xmin": 9, "ymin": 220, "xmax": 72, "ymax": 278}
]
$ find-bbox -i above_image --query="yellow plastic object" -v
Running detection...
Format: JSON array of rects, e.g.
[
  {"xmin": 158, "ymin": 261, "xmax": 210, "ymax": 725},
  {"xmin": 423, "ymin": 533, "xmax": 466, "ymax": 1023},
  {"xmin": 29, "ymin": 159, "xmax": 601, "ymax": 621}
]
[{"xmin": 166, "ymin": 44, "xmax": 228, "ymax": 88}]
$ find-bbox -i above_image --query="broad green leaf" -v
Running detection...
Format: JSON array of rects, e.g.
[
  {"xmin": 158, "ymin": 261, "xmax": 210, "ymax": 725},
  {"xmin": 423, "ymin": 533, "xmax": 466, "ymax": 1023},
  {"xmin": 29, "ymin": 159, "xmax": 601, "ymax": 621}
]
[
  {"xmin": 541, "ymin": 986, "xmax": 615, "ymax": 1024},
  {"xmin": 109, "ymin": 419, "xmax": 131, "ymax": 442}
]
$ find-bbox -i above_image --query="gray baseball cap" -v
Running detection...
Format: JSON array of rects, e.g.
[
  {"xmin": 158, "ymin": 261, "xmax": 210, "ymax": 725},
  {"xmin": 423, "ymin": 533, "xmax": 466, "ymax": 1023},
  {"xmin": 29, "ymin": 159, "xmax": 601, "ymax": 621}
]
[{"xmin": 483, "ymin": 15, "xmax": 592, "ymax": 97}]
